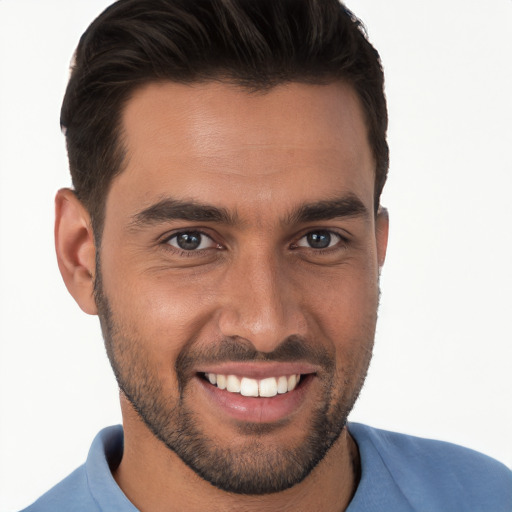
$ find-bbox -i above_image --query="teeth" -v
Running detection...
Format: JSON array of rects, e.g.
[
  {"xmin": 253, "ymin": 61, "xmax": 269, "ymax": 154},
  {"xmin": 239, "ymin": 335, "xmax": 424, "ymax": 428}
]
[
  {"xmin": 205, "ymin": 373, "xmax": 301, "ymax": 397},
  {"xmin": 240, "ymin": 377, "xmax": 259, "ymax": 397},
  {"xmin": 259, "ymin": 377, "xmax": 278, "ymax": 397},
  {"xmin": 277, "ymin": 375, "xmax": 288, "ymax": 394},
  {"xmin": 216, "ymin": 374, "xmax": 226, "ymax": 390},
  {"xmin": 226, "ymin": 375, "xmax": 241, "ymax": 393},
  {"xmin": 288, "ymin": 374, "xmax": 297, "ymax": 391}
]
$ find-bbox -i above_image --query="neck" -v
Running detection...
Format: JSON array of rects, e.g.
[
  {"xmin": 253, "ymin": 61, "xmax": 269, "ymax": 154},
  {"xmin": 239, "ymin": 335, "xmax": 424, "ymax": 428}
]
[{"xmin": 114, "ymin": 397, "xmax": 360, "ymax": 512}]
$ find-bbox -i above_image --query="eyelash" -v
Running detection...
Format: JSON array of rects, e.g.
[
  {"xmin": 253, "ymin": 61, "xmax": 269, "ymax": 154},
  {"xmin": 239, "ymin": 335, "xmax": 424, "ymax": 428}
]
[
  {"xmin": 161, "ymin": 230, "xmax": 220, "ymax": 256},
  {"xmin": 160, "ymin": 229, "xmax": 349, "ymax": 256},
  {"xmin": 292, "ymin": 230, "xmax": 348, "ymax": 252}
]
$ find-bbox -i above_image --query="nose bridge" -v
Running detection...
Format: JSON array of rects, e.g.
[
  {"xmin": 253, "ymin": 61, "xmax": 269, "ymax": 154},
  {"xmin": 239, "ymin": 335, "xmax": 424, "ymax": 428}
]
[{"xmin": 217, "ymin": 245, "xmax": 303, "ymax": 352}]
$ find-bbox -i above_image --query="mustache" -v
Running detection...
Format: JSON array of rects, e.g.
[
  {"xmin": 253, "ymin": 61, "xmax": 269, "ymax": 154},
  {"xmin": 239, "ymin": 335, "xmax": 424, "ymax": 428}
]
[{"xmin": 176, "ymin": 335, "xmax": 334, "ymax": 378}]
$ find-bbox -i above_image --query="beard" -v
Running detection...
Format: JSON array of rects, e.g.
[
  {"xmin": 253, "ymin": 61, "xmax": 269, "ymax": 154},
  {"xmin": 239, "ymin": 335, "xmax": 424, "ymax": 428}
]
[{"xmin": 94, "ymin": 264, "xmax": 375, "ymax": 495}]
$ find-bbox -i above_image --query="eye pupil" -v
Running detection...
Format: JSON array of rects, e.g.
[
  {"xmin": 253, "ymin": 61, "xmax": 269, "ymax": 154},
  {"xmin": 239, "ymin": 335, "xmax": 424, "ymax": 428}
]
[
  {"xmin": 307, "ymin": 231, "xmax": 331, "ymax": 249},
  {"xmin": 176, "ymin": 232, "xmax": 202, "ymax": 250}
]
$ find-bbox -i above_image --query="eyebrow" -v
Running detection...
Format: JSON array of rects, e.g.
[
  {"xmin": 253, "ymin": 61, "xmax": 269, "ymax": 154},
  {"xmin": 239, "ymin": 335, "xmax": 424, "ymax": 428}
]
[
  {"xmin": 128, "ymin": 193, "xmax": 369, "ymax": 231},
  {"xmin": 129, "ymin": 198, "xmax": 238, "ymax": 229},
  {"xmin": 286, "ymin": 194, "xmax": 369, "ymax": 225}
]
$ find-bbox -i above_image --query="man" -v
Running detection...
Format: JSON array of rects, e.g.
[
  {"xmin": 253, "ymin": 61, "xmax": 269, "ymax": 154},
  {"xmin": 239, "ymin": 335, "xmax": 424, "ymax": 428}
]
[{"xmin": 21, "ymin": 0, "xmax": 512, "ymax": 510}]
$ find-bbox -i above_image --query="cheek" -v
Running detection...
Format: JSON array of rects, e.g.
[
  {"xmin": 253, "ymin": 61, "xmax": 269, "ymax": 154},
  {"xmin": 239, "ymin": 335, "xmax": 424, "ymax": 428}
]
[
  {"xmin": 303, "ymin": 256, "xmax": 379, "ymax": 380},
  {"xmin": 306, "ymin": 257, "xmax": 379, "ymax": 340},
  {"xmin": 101, "ymin": 260, "xmax": 217, "ymax": 367},
  {"xmin": 100, "ymin": 235, "xmax": 380, "ymax": 366}
]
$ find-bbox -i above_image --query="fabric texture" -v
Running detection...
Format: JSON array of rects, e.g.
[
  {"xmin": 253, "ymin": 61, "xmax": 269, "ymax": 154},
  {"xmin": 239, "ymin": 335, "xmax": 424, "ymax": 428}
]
[{"xmin": 21, "ymin": 423, "xmax": 512, "ymax": 512}]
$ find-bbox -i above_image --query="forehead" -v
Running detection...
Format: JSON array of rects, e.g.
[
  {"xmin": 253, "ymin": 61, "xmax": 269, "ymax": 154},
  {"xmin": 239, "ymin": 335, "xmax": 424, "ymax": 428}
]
[{"xmin": 110, "ymin": 81, "xmax": 375, "ymax": 221}]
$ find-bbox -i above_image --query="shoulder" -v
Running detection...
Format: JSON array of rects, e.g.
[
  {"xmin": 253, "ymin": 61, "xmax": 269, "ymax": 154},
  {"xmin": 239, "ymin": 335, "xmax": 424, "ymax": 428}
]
[
  {"xmin": 19, "ymin": 465, "xmax": 99, "ymax": 512},
  {"xmin": 19, "ymin": 425, "xmax": 132, "ymax": 512},
  {"xmin": 348, "ymin": 422, "xmax": 512, "ymax": 511}
]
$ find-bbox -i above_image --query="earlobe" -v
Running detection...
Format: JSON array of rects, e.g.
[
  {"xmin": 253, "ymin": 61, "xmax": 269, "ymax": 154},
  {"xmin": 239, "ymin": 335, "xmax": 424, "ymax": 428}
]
[
  {"xmin": 375, "ymin": 206, "xmax": 389, "ymax": 268},
  {"xmin": 54, "ymin": 188, "xmax": 98, "ymax": 315}
]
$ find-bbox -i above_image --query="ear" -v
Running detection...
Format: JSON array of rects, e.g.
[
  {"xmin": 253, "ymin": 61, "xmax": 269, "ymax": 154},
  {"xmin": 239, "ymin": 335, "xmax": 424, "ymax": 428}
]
[
  {"xmin": 375, "ymin": 206, "xmax": 389, "ymax": 269},
  {"xmin": 55, "ymin": 188, "xmax": 98, "ymax": 315}
]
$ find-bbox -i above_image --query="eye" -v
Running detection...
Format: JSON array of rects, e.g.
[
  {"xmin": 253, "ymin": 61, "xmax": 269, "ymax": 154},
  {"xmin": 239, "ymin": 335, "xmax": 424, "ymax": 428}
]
[
  {"xmin": 296, "ymin": 230, "xmax": 342, "ymax": 249},
  {"xmin": 166, "ymin": 231, "xmax": 217, "ymax": 251}
]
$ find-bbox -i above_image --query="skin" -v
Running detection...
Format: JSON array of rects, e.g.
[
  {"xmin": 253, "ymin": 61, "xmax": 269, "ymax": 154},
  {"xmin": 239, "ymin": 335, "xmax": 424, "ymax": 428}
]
[{"xmin": 55, "ymin": 81, "xmax": 388, "ymax": 512}]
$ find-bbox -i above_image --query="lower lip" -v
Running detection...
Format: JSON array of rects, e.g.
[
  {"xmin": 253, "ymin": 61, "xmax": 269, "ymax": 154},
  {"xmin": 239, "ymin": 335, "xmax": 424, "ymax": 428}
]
[{"xmin": 197, "ymin": 375, "xmax": 313, "ymax": 424}]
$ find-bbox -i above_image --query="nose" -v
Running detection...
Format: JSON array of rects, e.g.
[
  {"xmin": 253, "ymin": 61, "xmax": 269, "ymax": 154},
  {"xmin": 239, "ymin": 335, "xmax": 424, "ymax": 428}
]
[{"xmin": 217, "ymin": 249, "xmax": 307, "ymax": 353}]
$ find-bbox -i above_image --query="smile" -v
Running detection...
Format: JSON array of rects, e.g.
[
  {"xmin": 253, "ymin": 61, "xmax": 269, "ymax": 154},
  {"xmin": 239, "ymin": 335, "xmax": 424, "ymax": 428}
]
[
  {"xmin": 203, "ymin": 373, "xmax": 301, "ymax": 397},
  {"xmin": 196, "ymin": 366, "xmax": 315, "ymax": 423}
]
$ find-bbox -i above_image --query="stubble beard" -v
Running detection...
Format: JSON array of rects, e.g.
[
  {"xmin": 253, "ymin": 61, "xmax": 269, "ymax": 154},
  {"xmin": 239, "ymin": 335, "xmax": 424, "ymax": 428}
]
[{"xmin": 94, "ymin": 264, "xmax": 375, "ymax": 495}]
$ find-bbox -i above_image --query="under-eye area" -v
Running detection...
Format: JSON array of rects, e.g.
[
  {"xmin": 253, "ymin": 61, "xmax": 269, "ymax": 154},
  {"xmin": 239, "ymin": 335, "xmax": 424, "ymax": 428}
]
[{"xmin": 201, "ymin": 373, "xmax": 311, "ymax": 397}]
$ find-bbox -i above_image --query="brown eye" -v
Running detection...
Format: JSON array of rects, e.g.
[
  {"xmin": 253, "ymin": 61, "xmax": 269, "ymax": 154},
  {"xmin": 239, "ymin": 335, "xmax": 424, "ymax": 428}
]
[{"xmin": 167, "ymin": 231, "xmax": 216, "ymax": 251}]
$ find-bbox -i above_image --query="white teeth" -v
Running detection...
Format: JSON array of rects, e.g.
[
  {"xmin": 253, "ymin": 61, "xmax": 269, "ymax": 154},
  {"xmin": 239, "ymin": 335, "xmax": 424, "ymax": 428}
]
[
  {"xmin": 259, "ymin": 377, "xmax": 278, "ymax": 397},
  {"xmin": 226, "ymin": 375, "xmax": 241, "ymax": 393},
  {"xmin": 277, "ymin": 376, "xmax": 288, "ymax": 394},
  {"xmin": 216, "ymin": 374, "xmax": 227, "ymax": 390},
  {"xmin": 287, "ymin": 374, "xmax": 298, "ymax": 391},
  {"xmin": 240, "ymin": 377, "xmax": 259, "ymax": 397},
  {"xmin": 205, "ymin": 372, "xmax": 302, "ymax": 397}
]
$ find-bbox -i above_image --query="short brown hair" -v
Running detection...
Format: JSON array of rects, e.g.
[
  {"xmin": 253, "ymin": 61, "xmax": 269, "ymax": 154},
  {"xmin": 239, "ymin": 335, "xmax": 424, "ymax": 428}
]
[{"xmin": 61, "ymin": 0, "xmax": 388, "ymax": 236}]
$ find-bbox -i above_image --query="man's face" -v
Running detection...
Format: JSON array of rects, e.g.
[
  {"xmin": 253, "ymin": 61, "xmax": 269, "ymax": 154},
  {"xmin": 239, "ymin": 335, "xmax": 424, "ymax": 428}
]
[{"xmin": 96, "ymin": 81, "xmax": 387, "ymax": 494}]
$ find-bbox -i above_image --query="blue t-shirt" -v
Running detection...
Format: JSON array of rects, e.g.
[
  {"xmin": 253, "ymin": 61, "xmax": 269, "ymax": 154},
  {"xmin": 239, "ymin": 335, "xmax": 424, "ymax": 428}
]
[{"xmin": 21, "ymin": 423, "xmax": 512, "ymax": 511}]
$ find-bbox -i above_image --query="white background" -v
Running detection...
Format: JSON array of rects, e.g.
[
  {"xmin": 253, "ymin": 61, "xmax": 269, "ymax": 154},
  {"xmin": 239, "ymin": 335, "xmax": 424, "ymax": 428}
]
[{"xmin": 1, "ymin": 1, "xmax": 511, "ymax": 510}]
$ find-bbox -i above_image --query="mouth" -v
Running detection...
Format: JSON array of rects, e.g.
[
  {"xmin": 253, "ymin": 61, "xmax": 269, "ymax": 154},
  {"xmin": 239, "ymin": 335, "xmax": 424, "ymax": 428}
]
[
  {"xmin": 202, "ymin": 372, "xmax": 302, "ymax": 397},
  {"xmin": 195, "ymin": 365, "xmax": 316, "ymax": 424}
]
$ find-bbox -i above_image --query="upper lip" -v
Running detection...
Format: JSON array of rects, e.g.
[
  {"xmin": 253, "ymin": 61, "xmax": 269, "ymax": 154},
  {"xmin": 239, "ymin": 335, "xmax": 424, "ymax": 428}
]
[{"xmin": 195, "ymin": 361, "xmax": 319, "ymax": 379}]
